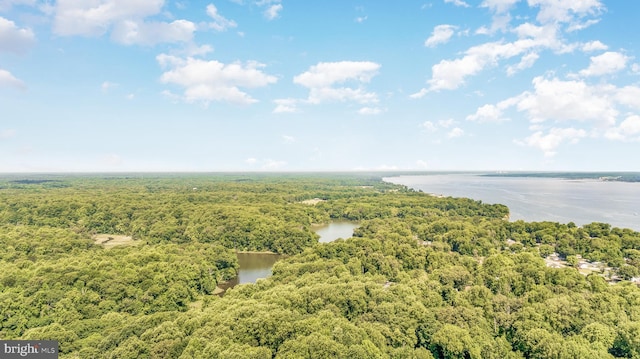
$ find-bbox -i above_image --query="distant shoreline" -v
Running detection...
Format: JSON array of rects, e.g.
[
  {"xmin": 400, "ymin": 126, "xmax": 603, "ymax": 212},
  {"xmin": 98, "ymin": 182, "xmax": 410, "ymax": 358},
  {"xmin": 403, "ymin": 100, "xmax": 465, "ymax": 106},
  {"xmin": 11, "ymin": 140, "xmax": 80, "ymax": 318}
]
[{"xmin": 481, "ymin": 172, "xmax": 640, "ymax": 183}]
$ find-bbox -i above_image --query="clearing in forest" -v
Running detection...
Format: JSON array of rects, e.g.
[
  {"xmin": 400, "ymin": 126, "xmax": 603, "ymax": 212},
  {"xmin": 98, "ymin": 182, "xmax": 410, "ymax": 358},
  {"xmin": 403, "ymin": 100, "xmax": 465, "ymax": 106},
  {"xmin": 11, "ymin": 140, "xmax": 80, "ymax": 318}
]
[{"xmin": 92, "ymin": 234, "xmax": 141, "ymax": 249}]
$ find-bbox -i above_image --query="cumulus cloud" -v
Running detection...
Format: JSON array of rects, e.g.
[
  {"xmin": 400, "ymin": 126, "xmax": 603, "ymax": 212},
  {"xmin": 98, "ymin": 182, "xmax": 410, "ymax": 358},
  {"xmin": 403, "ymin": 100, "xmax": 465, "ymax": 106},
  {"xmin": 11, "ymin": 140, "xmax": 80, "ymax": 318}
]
[
  {"xmin": 111, "ymin": 19, "xmax": 195, "ymax": 45},
  {"xmin": 414, "ymin": 0, "xmax": 604, "ymax": 96},
  {"xmin": 279, "ymin": 61, "xmax": 380, "ymax": 111},
  {"xmin": 518, "ymin": 127, "xmax": 587, "ymax": 157},
  {"xmin": 273, "ymin": 98, "xmax": 298, "ymax": 113},
  {"xmin": 510, "ymin": 76, "xmax": 618, "ymax": 125},
  {"xmin": 579, "ymin": 51, "xmax": 630, "ymax": 77},
  {"xmin": 52, "ymin": 0, "xmax": 196, "ymax": 46},
  {"xmin": 0, "ymin": 69, "xmax": 26, "ymax": 90},
  {"xmin": 53, "ymin": 0, "xmax": 164, "ymax": 36},
  {"xmin": 581, "ymin": 40, "xmax": 608, "ymax": 52},
  {"xmin": 469, "ymin": 75, "xmax": 640, "ymax": 155},
  {"xmin": 605, "ymin": 115, "xmax": 640, "ymax": 141},
  {"xmin": 425, "ymin": 25, "xmax": 457, "ymax": 48},
  {"xmin": 528, "ymin": 0, "xmax": 603, "ymax": 25},
  {"xmin": 466, "ymin": 97, "xmax": 519, "ymax": 122},
  {"xmin": 0, "ymin": 16, "xmax": 35, "ymax": 54},
  {"xmin": 265, "ymin": 4, "xmax": 282, "ymax": 20},
  {"xmin": 157, "ymin": 54, "xmax": 277, "ymax": 105},
  {"xmin": 414, "ymin": 23, "xmax": 565, "ymax": 95},
  {"xmin": 206, "ymin": 4, "xmax": 237, "ymax": 31}
]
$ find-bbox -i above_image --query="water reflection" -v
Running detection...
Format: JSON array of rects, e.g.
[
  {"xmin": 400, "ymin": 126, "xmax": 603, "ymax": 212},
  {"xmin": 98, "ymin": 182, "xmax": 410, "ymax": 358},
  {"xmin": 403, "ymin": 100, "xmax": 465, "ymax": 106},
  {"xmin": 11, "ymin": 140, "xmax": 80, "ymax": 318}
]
[
  {"xmin": 220, "ymin": 221, "xmax": 360, "ymax": 293},
  {"xmin": 313, "ymin": 221, "xmax": 359, "ymax": 243}
]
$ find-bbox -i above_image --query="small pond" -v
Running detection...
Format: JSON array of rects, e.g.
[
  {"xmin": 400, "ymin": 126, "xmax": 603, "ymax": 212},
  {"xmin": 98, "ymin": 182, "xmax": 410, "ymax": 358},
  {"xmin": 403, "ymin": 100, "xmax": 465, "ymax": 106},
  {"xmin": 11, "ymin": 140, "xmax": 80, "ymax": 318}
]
[{"xmin": 220, "ymin": 221, "xmax": 360, "ymax": 292}]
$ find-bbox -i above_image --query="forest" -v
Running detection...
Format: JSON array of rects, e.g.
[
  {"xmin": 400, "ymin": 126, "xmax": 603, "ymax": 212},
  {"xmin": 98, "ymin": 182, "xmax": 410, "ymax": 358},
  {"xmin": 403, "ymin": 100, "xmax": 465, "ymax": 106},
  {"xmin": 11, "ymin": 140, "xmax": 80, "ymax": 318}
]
[{"xmin": 1, "ymin": 173, "xmax": 640, "ymax": 358}]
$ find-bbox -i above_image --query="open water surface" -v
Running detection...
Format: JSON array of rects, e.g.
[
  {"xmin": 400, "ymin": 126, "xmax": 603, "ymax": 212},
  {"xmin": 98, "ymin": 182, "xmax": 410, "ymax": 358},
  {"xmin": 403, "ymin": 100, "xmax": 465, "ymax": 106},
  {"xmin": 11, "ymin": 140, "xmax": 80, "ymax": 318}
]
[
  {"xmin": 384, "ymin": 174, "xmax": 640, "ymax": 231},
  {"xmin": 224, "ymin": 221, "xmax": 359, "ymax": 288}
]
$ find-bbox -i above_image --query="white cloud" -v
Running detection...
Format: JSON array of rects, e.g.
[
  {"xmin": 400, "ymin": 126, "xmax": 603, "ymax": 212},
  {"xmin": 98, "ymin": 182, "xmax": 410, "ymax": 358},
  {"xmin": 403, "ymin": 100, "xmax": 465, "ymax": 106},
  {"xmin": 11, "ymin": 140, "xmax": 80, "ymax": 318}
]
[
  {"xmin": 291, "ymin": 61, "xmax": 380, "ymax": 106},
  {"xmin": 421, "ymin": 118, "xmax": 461, "ymax": 137},
  {"xmin": 294, "ymin": 61, "xmax": 379, "ymax": 88},
  {"xmin": 0, "ymin": 69, "xmax": 25, "ymax": 90},
  {"xmin": 528, "ymin": 0, "xmax": 603, "ymax": 25},
  {"xmin": 206, "ymin": 4, "xmax": 237, "ymax": 31},
  {"xmin": 518, "ymin": 127, "xmax": 586, "ymax": 156},
  {"xmin": 444, "ymin": 0, "xmax": 470, "ymax": 8},
  {"xmin": 579, "ymin": 51, "xmax": 629, "ymax": 77},
  {"xmin": 581, "ymin": 40, "xmax": 608, "ymax": 52},
  {"xmin": 417, "ymin": 0, "xmax": 605, "ymax": 94},
  {"xmin": 355, "ymin": 16, "xmax": 367, "ymax": 23},
  {"xmin": 282, "ymin": 135, "xmax": 295, "ymax": 143},
  {"xmin": 470, "ymin": 75, "xmax": 640, "ymax": 155},
  {"xmin": 478, "ymin": 0, "xmax": 519, "ymax": 34},
  {"xmin": 480, "ymin": 0, "xmax": 520, "ymax": 13},
  {"xmin": 423, "ymin": 23, "xmax": 564, "ymax": 92},
  {"xmin": 52, "ymin": 0, "xmax": 196, "ymax": 46},
  {"xmin": 447, "ymin": 127, "xmax": 464, "ymax": 138},
  {"xmin": 245, "ymin": 157, "xmax": 257, "ymax": 165},
  {"xmin": 514, "ymin": 76, "xmax": 618, "ymax": 125},
  {"xmin": 111, "ymin": 19, "xmax": 195, "ymax": 45},
  {"xmin": 157, "ymin": 55, "xmax": 277, "ymax": 105},
  {"xmin": 421, "ymin": 121, "xmax": 438, "ymax": 132},
  {"xmin": 567, "ymin": 19, "xmax": 599, "ymax": 32},
  {"xmin": 415, "ymin": 160, "xmax": 430, "ymax": 169},
  {"xmin": 358, "ymin": 107, "xmax": 382, "ymax": 115},
  {"xmin": 273, "ymin": 98, "xmax": 298, "ymax": 113},
  {"xmin": 466, "ymin": 97, "xmax": 519, "ymax": 122},
  {"xmin": 615, "ymin": 86, "xmax": 640, "ymax": 110},
  {"xmin": 425, "ymin": 24, "xmax": 457, "ymax": 48},
  {"xmin": 0, "ymin": 16, "xmax": 35, "ymax": 54},
  {"xmin": 507, "ymin": 52, "xmax": 539, "ymax": 75},
  {"xmin": 264, "ymin": 4, "xmax": 282, "ymax": 20},
  {"xmin": 605, "ymin": 115, "xmax": 640, "ymax": 141},
  {"xmin": 53, "ymin": 0, "xmax": 164, "ymax": 36}
]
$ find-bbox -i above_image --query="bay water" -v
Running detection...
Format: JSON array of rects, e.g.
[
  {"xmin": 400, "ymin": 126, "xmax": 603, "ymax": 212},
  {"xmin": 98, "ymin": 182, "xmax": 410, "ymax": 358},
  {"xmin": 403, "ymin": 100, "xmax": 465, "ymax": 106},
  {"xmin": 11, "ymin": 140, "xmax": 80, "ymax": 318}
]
[{"xmin": 384, "ymin": 174, "xmax": 640, "ymax": 231}]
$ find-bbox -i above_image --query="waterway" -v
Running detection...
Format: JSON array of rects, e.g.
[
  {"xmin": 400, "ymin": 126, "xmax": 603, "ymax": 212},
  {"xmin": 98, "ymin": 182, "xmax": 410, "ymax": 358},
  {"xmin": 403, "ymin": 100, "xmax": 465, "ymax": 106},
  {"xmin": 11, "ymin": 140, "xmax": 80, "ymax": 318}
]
[{"xmin": 384, "ymin": 174, "xmax": 640, "ymax": 231}]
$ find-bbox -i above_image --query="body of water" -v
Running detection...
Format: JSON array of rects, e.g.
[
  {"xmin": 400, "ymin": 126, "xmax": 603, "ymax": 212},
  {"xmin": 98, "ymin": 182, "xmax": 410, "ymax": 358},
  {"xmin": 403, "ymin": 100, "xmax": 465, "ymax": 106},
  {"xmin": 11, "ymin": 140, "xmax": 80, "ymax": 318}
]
[
  {"xmin": 385, "ymin": 174, "xmax": 640, "ymax": 231},
  {"xmin": 312, "ymin": 221, "xmax": 359, "ymax": 243},
  {"xmin": 222, "ymin": 221, "xmax": 360, "ymax": 291}
]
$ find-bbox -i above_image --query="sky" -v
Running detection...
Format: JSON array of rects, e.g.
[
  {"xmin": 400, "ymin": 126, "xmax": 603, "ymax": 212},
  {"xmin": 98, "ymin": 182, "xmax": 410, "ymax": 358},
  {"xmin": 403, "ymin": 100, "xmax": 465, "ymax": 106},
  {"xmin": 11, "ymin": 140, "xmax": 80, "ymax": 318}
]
[{"xmin": 1, "ymin": 0, "xmax": 639, "ymax": 172}]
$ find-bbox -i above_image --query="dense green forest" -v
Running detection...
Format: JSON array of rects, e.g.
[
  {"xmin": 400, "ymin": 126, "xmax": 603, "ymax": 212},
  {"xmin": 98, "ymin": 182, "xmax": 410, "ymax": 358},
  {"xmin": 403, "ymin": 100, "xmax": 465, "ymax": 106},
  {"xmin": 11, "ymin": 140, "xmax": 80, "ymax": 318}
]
[{"xmin": 1, "ymin": 173, "xmax": 640, "ymax": 358}]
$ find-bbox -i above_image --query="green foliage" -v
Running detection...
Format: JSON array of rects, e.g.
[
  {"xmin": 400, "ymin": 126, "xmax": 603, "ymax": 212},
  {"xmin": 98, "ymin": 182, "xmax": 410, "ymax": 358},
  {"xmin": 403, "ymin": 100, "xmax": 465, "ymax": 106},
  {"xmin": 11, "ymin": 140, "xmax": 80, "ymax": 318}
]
[{"xmin": 1, "ymin": 174, "xmax": 640, "ymax": 358}]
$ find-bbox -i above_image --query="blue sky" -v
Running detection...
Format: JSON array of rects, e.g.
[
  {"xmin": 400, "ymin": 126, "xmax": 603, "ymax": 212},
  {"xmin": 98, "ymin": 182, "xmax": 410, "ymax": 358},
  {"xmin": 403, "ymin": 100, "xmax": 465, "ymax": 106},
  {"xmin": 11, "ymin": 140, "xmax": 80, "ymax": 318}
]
[{"xmin": 1, "ymin": 0, "xmax": 639, "ymax": 172}]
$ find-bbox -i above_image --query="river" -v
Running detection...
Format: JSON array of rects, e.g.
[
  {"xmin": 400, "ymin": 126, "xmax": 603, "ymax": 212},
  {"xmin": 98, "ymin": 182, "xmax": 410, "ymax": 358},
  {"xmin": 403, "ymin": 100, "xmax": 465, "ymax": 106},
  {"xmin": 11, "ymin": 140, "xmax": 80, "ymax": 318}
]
[{"xmin": 384, "ymin": 174, "xmax": 640, "ymax": 231}]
